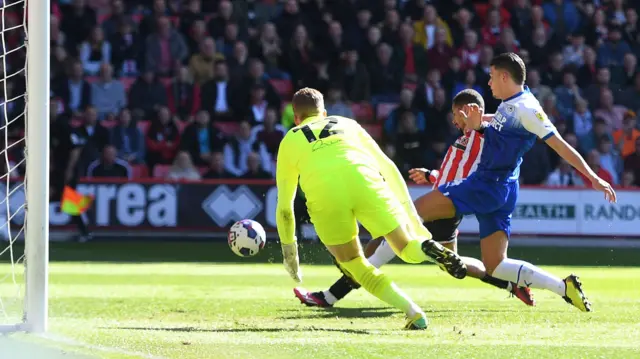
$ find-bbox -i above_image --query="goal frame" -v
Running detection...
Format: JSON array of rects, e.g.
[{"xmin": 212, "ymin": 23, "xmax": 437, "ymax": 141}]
[{"xmin": 0, "ymin": 0, "xmax": 50, "ymax": 333}]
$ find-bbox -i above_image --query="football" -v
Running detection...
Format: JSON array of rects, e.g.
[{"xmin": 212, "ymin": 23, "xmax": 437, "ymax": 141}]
[{"xmin": 228, "ymin": 219, "xmax": 266, "ymax": 257}]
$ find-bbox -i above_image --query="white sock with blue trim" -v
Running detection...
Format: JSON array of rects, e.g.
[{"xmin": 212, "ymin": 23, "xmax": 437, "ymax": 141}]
[{"xmin": 492, "ymin": 258, "xmax": 566, "ymax": 297}]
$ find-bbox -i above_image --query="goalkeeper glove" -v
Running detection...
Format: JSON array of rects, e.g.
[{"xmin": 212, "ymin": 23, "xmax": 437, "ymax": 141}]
[{"xmin": 281, "ymin": 241, "xmax": 302, "ymax": 283}]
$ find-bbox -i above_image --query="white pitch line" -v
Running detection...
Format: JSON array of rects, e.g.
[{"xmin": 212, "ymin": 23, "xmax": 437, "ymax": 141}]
[{"xmin": 39, "ymin": 333, "xmax": 167, "ymax": 359}]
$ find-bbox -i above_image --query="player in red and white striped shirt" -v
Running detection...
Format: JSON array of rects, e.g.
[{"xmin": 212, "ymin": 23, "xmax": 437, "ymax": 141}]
[{"xmin": 294, "ymin": 102, "xmax": 534, "ymax": 308}]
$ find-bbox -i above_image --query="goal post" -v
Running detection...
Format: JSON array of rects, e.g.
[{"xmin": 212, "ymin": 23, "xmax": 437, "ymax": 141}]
[
  {"xmin": 25, "ymin": 0, "xmax": 50, "ymax": 333},
  {"xmin": 0, "ymin": 0, "xmax": 49, "ymax": 334}
]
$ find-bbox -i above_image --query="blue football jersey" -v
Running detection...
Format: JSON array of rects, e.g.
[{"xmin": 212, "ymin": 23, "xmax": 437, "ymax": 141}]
[{"xmin": 475, "ymin": 88, "xmax": 556, "ymax": 181}]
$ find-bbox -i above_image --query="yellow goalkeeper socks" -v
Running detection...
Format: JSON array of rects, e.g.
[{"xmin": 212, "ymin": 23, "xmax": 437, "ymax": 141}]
[
  {"xmin": 398, "ymin": 239, "xmax": 430, "ymax": 264},
  {"xmin": 339, "ymin": 256, "xmax": 423, "ymax": 317}
]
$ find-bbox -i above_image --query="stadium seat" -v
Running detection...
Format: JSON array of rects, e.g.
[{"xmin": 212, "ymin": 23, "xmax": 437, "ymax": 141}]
[
  {"xmin": 152, "ymin": 165, "xmax": 171, "ymax": 179},
  {"xmin": 215, "ymin": 122, "xmax": 240, "ymax": 135},
  {"xmin": 351, "ymin": 103, "xmax": 374, "ymax": 123},
  {"xmin": 269, "ymin": 79, "xmax": 293, "ymax": 98},
  {"xmin": 376, "ymin": 103, "xmax": 397, "ymax": 122},
  {"xmin": 130, "ymin": 164, "xmax": 149, "ymax": 179},
  {"xmin": 361, "ymin": 124, "xmax": 382, "ymax": 140},
  {"xmin": 176, "ymin": 121, "xmax": 188, "ymax": 134}
]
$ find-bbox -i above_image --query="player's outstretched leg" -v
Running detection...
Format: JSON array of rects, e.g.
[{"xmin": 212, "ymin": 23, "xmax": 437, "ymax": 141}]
[
  {"xmin": 482, "ymin": 231, "xmax": 591, "ymax": 312},
  {"xmin": 327, "ymin": 239, "xmax": 428, "ymax": 330},
  {"xmin": 294, "ymin": 239, "xmax": 396, "ymax": 307}
]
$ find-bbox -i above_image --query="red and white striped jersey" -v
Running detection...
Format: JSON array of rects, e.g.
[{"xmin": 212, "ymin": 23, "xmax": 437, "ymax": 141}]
[{"xmin": 433, "ymin": 130, "xmax": 484, "ymax": 188}]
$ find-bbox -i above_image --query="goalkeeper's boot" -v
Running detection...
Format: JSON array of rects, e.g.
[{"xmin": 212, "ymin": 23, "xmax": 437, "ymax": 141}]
[
  {"xmin": 510, "ymin": 285, "xmax": 536, "ymax": 306},
  {"xmin": 421, "ymin": 239, "xmax": 467, "ymax": 279},
  {"xmin": 293, "ymin": 287, "xmax": 332, "ymax": 308},
  {"xmin": 404, "ymin": 312, "xmax": 428, "ymax": 330},
  {"xmin": 563, "ymin": 274, "xmax": 592, "ymax": 312}
]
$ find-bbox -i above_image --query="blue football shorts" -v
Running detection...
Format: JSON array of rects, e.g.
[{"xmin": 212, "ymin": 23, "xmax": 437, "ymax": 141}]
[{"xmin": 438, "ymin": 174, "xmax": 519, "ymax": 239}]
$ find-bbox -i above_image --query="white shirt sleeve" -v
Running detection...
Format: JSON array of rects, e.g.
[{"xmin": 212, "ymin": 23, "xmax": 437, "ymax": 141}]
[{"xmin": 519, "ymin": 103, "xmax": 556, "ymax": 140}]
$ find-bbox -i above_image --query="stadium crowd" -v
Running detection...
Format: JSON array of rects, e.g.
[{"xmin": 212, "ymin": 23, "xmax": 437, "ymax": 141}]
[{"xmin": 34, "ymin": 0, "xmax": 640, "ymax": 188}]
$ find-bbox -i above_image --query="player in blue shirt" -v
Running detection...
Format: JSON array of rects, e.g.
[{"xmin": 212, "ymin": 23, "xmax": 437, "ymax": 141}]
[{"xmin": 412, "ymin": 53, "xmax": 617, "ymax": 312}]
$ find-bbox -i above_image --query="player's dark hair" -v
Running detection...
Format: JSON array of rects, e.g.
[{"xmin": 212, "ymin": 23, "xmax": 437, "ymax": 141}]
[
  {"xmin": 491, "ymin": 52, "xmax": 526, "ymax": 85},
  {"xmin": 452, "ymin": 89, "xmax": 485, "ymax": 109},
  {"xmin": 292, "ymin": 87, "xmax": 325, "ymax": 119}
]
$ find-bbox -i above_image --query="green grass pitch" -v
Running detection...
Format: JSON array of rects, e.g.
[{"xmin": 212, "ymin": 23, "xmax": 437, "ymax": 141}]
[{"xmin": 1, "ymin": 242, "xmax": 640, "ymax": 359}]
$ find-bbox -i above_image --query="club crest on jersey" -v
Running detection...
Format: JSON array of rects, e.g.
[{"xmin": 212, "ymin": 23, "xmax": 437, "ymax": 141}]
[
  {"xmin": 534, "ymin": 110, "xmax": 547, "ymax": 122},
  {"xmin": 453, "ymin": 135, "xmax": 468, "ymax": 150},
  {"xmin": 505, "ymin": 104, "xmax": 515, "ymax": 114}
]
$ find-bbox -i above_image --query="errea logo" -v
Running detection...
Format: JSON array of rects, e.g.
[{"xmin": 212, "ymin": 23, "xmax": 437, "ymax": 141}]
[{"xmin": 202, "ymin": 185, "xmax": 263, "ymax": 226}]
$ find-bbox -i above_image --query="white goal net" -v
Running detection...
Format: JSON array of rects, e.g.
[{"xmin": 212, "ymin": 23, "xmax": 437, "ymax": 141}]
[{"xmin": 0, "ymin": 0, "xmax": 49, "ymax": 333}]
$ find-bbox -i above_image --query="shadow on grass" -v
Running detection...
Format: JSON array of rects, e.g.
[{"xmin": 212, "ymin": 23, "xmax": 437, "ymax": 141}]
[
  {"xmin": 110, "ymin": 326, "xmax": 372, "ymax": 335},
  {"xmin": 278, "ymin": 306, "xmax": 397, "ymax": 320}
]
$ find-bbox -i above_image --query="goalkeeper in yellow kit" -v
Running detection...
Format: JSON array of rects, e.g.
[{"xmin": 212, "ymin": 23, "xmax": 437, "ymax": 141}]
[{"xmin": 276, "ymin": 88, "xmax": 467, "ymax": 330}]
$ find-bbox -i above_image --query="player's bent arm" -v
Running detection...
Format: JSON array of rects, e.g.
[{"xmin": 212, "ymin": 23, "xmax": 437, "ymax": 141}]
[
  {"xmin": 545, "ymin": 135, "xmax": 598, "ymax": 181},
  {"xmin": 275, "ymin": 139, "xmax": 299, "ymax": 246}
]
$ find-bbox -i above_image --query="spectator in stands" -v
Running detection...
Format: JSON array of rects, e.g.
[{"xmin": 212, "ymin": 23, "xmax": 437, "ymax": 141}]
[
  {"xmin": 546, "ymin": 159, "xmax": 585, "ymax": 187},
  {"xmin": 347, "ymin": 8, "xmax": 371, "ymax": 47},
  {"xmin": 242, "ymin": 152, "xmax": 273, "ymax": 179},
  {"xmin": 427, "ymin": 28, "xmax": 456, "ymax": 75},
  {"xmin": 251, "ymin": 23, "xmax": 286, "ymax": 80},
  {"xmin": 453, "ymin": 69, "xmax": 484, "ymax": 99},
  {"xmin": 79, "ymin": 27, "xmax": 111, "ymax": 76},
  {"xmin": 579, "ymin": 117, "xmax": 612, "ymax": 154},
  {"xmin": 581, "ymin": 149, "xmax": 615, "ymax": 185},
  {"xmin": 624, "ymin": 137, "xmax": 640, "ymax": 186},
  {"xmin": 90, "ymin": 64, "xmax": 127, "ymax": 120},
  {"xmin": 286, "ymin": 24, "xmax": 314, "ymax": 89},
  {"xmin": 303, "ymin": 53, "xmax": 332, "ymax": 96},
  {"xmin": 413, "ymin": 69, "xmax": 440, "ymax": 113},
  {"xmin": 167, "ymin": 67, "xmax": 200, "ymax": 121},
  {"xmin": 87, "ymin": 145, "xmax": 132, "ymax": 179},
  {"xmin": 613, "ymin": 112, "xmax": 640, "ymax": 158},
  {"xmin": 184, "ymin": 19, "xmax": 208, "ymax": 56},
  {"xmin": 585, "ymin": 67, "xmax": 618, "ymax": 109},
  {"xmin": 129, "ymin": 70, "xmax": 168, "ymax": 120},
  {"xmin": 189, "ymin": 37, "xmax": 223, "ymax": 86},
  {"xmin": 450, "ymin": 8, "xmax": 474, "ymax": 47},
  {"xmin": 324, "ymin": 20, "xmax": 346, "ymax": 67},
  {"xmin": 443, "ymin": 56, "xmax": 463, "ymax": 95},
  {"xmin": 495, "ymin": 27, "xmax": 519, "ymax": 55},
  {"xmin": 594, "ymin": 88, "xmax": 628, "ymax": 130},
  {"xmin": 413, "ymin": 5, "xmax": 452, "ymax": 50},
  {"xmin": 51, "ymin": 15, "xmax": 66, "ymax": 50},
  {"xmin": 180, "ymin": 110, "xmax": 225, "ymax": 167},
  {"xmin": 384, "ymin": 88, "xmax": 426, "ymax": 139},
  {"xmin": 611, "ymin": 53, "xmax": 638, "ymax": 87},
  {"xmin": 54, "ymin": 60, "xmax": 91, "ymax": 117},
  {"xmin": 526, "ymin": 68, "xmax": 552, "ymax": 103},
  {"xmin": 396, "ymin": 23, "xmax": 426, "ymax": 83},
  {"xmin": 577, "ymin": 46, "xmax": 598, "ymax": 87},
  {"xmin": 622, "ymin": 170, "xmax": 636, "ymax": 187},
  {"xmin": 111, "ymin": 109, "xmax": 145, "ymax": 164},
  {"xmin": 75, "ymin": 106, "xmax": 111, "ymax": 175},
  {"xmin": 223, "ymin": 120, "xmax": 271, "ymax": 177},
  {"xmin": 324, "ymin": 87, "xmax": 353, "ymax": 119},
  {"xmin": 144, "ymin": 16, "xmax": 188, "ymax": 76},
  {"xmin": 334, "ymin": 49, "xmax": 370, "ymax": 102},
  {"xmin": 203, "ymin": 151, "xmax": 235, "ymax": 179},
  {"xmin": 459, "ymin": 30, "xmax": 481, "ymax": 70},
  {"xmin": 520, "ymin": 139, "xmax": 551, "ymax": 185},
  {"xmin": 542, "ymin": 52, "xmax": 565, "ymax": 89},
  {"xmin": 563, "ymin": 32, "xmax": 587, "ymax": 67},
  {"xmin": 146, "ymin": 107, "xmax": 180, "ymax": 172},
  {"xmin": 391, "ymin": 111, "xmax": 431, "ymax": 175},
  {"xmin": 209, "ymin": 0, "xmax": 239, "ymax": 40},
  {"xmin": 229, "ymin": 41, "xmax": 250, "ymax": 82},
  {"xmin": 51, "ymin": 45, "xmax": 69, "ymax": 83},
  {"xmin": 596, "ymin": 25, "xmax": 631, "ymax": 68},
  {"xmin": 200, "ymin": 60, "xmax": 241, "ymax": 122},
  {"xmin": 101, "ymin": 0, "xmax": 126, "ymax": 38},
  {"xmin": 139, "ymin": 0, "xmax": 170, "ymax": 39},
  {"xmin": 243, "ymin": 59, "xmax": 281, "ymax": 109},
  {"xmin": 166, "ymin": 151, "xmax": 201, "ymax": 181},
  {"xmin": 110, "ymin": 18, "xmax": 141, "ymax": 77},
  {"xmin": 60, "ymin": 0, "xmax": 97, "ymax": 55},
  {"xmin": 217, "ymin": 22, "xmax": 241, "ymax": 58},
  {"xmin": 370, "ymin": 43, "xmax": 403, "ymax": 102},
  {"xmin": 597, "ymin": 135, "xmax": 622, "ymax": 184},
  {"xmin": 554, "ymin": 70, "xmax": 583, "ymax": 121},
  {"xmin": 573, "ymin": 98, "xmax": 594, "ymax": 138},
  {"xmin": 526, "ymin": 26, "xmax": 551, "ymax": 69},
  {"xmin": 542, "ymin": 0, "xmax": 582, "ymax": 40},
  {"xmin": 623, "ymin": 7, "xmax": 639, "ymax": 44},
  {"xmin": 251, "ymin": 107, "xmax": 285, "ymax": 158},
  {"xmin": 619, "ymin": 73, "xmax": 640, "ymax": 112},
  {"xmin": 360, "ymin": 24, "xmax": 382, "ymax": 71},
  {"xmin": 481, "ymin": 9, "xmax": 505, "ymax": 48}
]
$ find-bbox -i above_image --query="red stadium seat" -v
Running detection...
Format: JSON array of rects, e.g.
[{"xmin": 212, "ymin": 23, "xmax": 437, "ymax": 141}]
[
  {"xmin": 361, "ymin": 124, "xmax": 382, "ymax": 140},
  {"xmin": 152, "ymin": 165, "xmax": 171, "ymax": 179},
  {"xmin": 137, "ymin": 121, "xmax": 151, "ymax": 135},
  {"xmin": 214, "ymin": 121, "xmax": 240, "ymax": 135},
  {"xmin": 130, "ymin": 164, "xmax": 149, "ymax": 178},
  {"xmin": 269, "ymin": 79, "xmax": 293, "ymax": 98},
  {"xmin": 376, "ymin": 103, "xmax": 397, "ymax": 122},
  {"xmin": 351, "ymin": 102, "xmax": 374, "ymax": 123}
]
